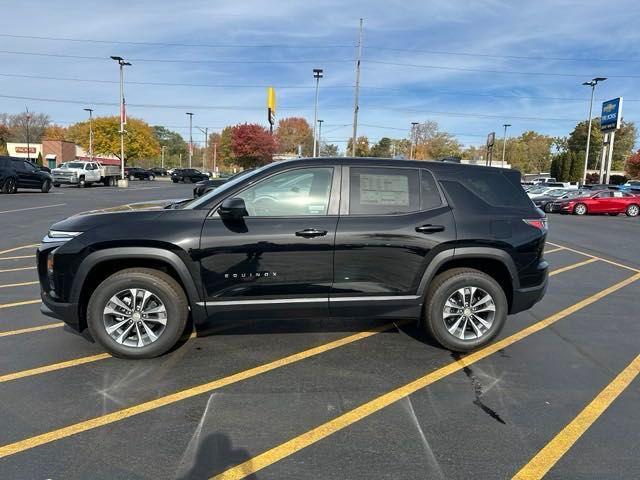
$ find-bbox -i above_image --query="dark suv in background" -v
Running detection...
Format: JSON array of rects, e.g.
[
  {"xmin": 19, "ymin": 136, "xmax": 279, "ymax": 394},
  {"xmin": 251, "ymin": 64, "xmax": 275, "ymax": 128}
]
[
  {"xmin": 0, "ymin": 156, "xmax": 53, "ymax": 193},
  {"xmin": 171, "ymin": 168, "xmax": 208, "ymax": 183},
  {"xmin": 38, "ymin": 157, "xmax": 548, "ymax": 359},
  {"xmin": 124, "ymin": 167, "xmax": 155, "ymax": 181}
]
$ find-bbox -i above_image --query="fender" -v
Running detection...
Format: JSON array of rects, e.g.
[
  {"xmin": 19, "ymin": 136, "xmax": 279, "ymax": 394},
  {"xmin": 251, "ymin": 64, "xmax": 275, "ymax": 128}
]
[
  {"xmin": 416, "ymin": 246, "xmax": 519, "ymax": 296},
  {"xmin": 70, "ymin": 247, "xmax": 204, "ymax": 319}
]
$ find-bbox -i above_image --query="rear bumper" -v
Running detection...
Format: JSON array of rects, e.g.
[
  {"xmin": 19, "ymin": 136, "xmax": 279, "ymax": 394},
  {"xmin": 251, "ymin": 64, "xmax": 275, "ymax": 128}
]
[{"xmin": 510, "ymin": 266, "xmax": 548, "ymax": 314}]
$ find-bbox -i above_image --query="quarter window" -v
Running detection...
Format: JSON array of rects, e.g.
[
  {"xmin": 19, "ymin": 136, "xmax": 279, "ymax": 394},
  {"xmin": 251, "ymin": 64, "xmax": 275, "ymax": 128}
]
[
  {"xmin": 235, "ymin": 167, "xmax": 333, "ymax": 217},
  {"xmin": 349, "ymin": 167, "xmax": 421, "ymax": 215}
]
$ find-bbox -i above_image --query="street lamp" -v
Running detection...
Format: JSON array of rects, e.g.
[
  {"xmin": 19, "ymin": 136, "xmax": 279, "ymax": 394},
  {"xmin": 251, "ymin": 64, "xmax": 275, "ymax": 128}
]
[
  {"xmin": 409, "ymin": 122, "xmax": 419, "ymax": 159},
  {"xmin": 161, "ymin": 145, "xmax": 166, "ymax": 169},
  {"xmin": 317, "ymin": 119, "xmax": 324, "ymax": 156},
  {"xmin": 197, "ymin": 126, "xmax": 208, "ymax": 172},
  {"xmin": 581, "ymin": 77, "xmax": 607, "ymax": 185},
  {"xmin": 83, "ymin": 108, "xmax": 94, "ymax": 162},
  {"xmin": 312, "ymin": 68, "xmax": 323, "ymax": 157},
  {"xmin": 110, "ymin": 56, "xmax": 131, "ymax": 182},
  {"xmin": 186, "ymin": 112, "xmax": 194, "ymax": 168},
  {"xmin": 25, "ymin": 108, "xmax": 31, "ymax": 163},
  {"xmin": 501, "ymin": 124, "xmax": 511, "ymax": 168}
]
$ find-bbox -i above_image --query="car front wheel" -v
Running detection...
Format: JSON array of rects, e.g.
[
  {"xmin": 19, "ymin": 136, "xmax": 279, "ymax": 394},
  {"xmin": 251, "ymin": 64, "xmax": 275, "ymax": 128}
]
[
  {"xmin": 573, "ymin": 203, "xmax": 587, "ymax": 215},
  {"xmin": 87, "ymin": 268, "xmax": 189, "ymax": 359},
  {"xmin": 423, "ymin": 268, "xmax": 507, "ymax": 352},
  {"xmin": 626, "ymin": 204, "xmax": 639, "ymax": 217},
  {"xmin": 41, "ymin": 179, "xmax": 52, "ymax": 193}
]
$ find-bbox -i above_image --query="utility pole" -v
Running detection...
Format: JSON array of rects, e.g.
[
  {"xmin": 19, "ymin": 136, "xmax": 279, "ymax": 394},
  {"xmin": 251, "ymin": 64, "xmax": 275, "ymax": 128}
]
[
  {"xmin": 197, "ymin": 127, "xmax": 208, "ymax": 172},
  {"xmin": 110, "ymin": 56, "xmax": 131, "ymax": 183},
  {"xmin": 501, "ymin": 123, "xmax": 511, "ymax": 168},
  {"xmin": 312, "ymin": 69, "xmax": 323, "ymax": 157},
  {"xmin": 213, "ymin": 143, "xmax": 218, "ymax": 175},
  {"xmin": 317, "ymin": 119, "xmax": 324, "ymax": 156},
  {"xmin": 84, "ymin": 108, "xmax": 94, "ymax": 162},
  {"xmin": 581, "ymin": 77, "xmax": 607, "ymax": 185},
  {"xmin": 351, "ymin": 18, "xmax": 363, "ymax": 156},
  {"xmin": 161, "ymin": 145, "xmax": 166, "ymax": 169},
  {"xmin": 186, "ymin": 112, "xmax": 194, "ymax": 168},
  {"xmin": 25, "ymin": 107, "xmax": 31, "ymax": 163},
  {"xmin": 409, "ymin": 122, "xmax": 418, "ymax": 159}
]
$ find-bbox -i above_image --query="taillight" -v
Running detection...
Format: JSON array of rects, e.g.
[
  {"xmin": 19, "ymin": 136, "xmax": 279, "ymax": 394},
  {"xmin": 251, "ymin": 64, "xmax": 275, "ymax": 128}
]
[{"xmin": 523, "ymin": 218, "xmax": 548, "ymax": 231}]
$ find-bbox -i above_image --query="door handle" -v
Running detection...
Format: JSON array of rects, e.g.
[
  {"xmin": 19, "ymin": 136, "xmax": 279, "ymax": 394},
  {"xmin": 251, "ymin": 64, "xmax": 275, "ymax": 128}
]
[
  {"xmin": 295, "ymin": 228, "xmax": 328, "ymax": 238},
  {"xmin": 415, "ymin": 224, "xmax": 445, "ymax": 234}
]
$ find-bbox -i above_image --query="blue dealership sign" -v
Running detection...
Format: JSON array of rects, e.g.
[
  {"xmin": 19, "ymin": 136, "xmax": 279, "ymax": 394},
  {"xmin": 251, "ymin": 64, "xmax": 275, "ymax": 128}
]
[{"xmin": 600, "ymin": 97, "xmax": 623, "ymax": 132}]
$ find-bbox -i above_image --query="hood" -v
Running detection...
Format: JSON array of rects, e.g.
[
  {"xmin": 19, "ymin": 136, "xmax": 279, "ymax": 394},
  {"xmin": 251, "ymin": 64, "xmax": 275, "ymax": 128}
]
[{"xmin": 71, "ymin": 198, "xmax": 188, "ymax": 216}]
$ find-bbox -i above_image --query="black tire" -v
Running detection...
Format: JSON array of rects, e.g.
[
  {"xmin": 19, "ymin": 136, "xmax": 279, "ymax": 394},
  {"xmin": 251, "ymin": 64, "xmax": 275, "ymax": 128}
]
[
  {"xmin": 2, "ymin": 177, "xmax": 18, "ymax": 194},
  {"xmin": 573, "ymin": 203, "xmax": 587, "ymax": 215},
  {"xmin": 149, "ymin": 174, "xmax": 155, "ymax": 181},
  {"xmin": 172, "ymin": 178, "xmax": 179, "ymax": 183},
  {"xmin": 626, "ymin": 204, "xmax": 639, "ymax": 217},
  {"xmin": 78, "ymin": 176, "xmax": 86, "ymax": 188},
  {"xmin": 53, "ymin": 183, "xmax": 61, "ymax": 188},
  {"xmin": 186, "ymin": 176, "xmax": 193, "ymax": 183},
  {"xmin": 87, "ymin": 268, "xmax": 189, "ymax": 359},
  {"xmin": 544, "ymin": 203, "xmax": 553, "ymax": 213},
  {"xmin": 41, "ymin": 179, "xmax": 52, "ymax": 193},
  {"xmin": 423, "ymin": 268, "xmax": 507, "ymax": 352},
  {"xmin": 129, "ymin": 174, "xmax": 135, "ymax": 181}
]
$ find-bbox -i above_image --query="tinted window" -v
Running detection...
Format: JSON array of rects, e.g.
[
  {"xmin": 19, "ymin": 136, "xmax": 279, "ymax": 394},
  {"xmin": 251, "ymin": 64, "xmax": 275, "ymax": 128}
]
[
  {"xmin": 420, "ymin": 169, "xmax": 442, "ymax": 210},
  {"xmin": 12, "ymin": 160, "xmax": 26, "ymax": 172},
  {"xmin": 235, "ymin": 167, "xmax": 333, "ymax": 217},
  {"xmin": 349, "ymin": 167, "xmax": 420, "ymax": 215},
  {"xmin": 441, "ymin": 169, "xmax": 533, "ymax": 210},
  {"xmin": 0, "ymin": 158, "xmax": 9, "ymax": 169},
  {"xmin": 596, "ymin": 192, "xmax": 613, "ymax": 198},
  {"xmin": 23, "ymin": 161, "xmax": 38, "ymax": 172}
]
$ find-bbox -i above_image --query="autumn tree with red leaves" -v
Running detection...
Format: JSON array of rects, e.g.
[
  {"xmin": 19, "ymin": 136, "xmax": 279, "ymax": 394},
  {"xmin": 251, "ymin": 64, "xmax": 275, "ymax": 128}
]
[
  {"xmin": 625, "ymin": 150, "xmax": 640, "ymax": 179},
  {"xmin": 230, "ymin": 123, "xmax": 278, "ymax": 169}
]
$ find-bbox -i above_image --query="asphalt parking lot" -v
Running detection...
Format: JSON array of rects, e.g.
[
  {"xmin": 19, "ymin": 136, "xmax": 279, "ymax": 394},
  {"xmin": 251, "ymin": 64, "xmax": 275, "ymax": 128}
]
[{"xmin": 1, "ymin": 182, "xmax": 639, "ymax": 480}]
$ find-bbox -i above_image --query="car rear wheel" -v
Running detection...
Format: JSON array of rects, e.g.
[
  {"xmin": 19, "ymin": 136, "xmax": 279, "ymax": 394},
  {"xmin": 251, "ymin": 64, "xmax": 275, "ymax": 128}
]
[
  {"xmin": 544, "ymin": 203, "xmax": 553, "ymax": 213},
  {"xmin": 87, "ymin": 268, "xmax": 189, "ymax": 359},
  {"xmin": 573, "ymin": 203, "xmax": 587, "ymax": 215},
  {"xmin": 41, "ymin": 179, "xmax": 52, "ymax": 193},
  {"xmin": 149, "ymin": 174, "xmax": 155, "ymax": 181},
  {"xmin": 626, "ymin": 204, "xmax": 639, "ymax": 217},
  {"xmin": 53, "ymin": 183, "xmax": 61, "ymax": 188},
  {"xmin": 423, "ymin": 268, "xmax": 507, "ymax": 352},
  {"xmin": 2, "ymin": 177, "xmax": 17, "ymax": 193},
  {"xmin": 129, "ymin": 174, "xmax": 135, "ymax": 181}
]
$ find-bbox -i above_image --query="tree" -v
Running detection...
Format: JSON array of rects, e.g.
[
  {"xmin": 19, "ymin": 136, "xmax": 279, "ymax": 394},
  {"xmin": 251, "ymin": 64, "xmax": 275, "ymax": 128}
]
[
  {"xmin": 568, "ymin": 151, "xmax": 582, "ymax": 181},
  {"xmin": 275, "ymin": 117, "xmax": 313, "ymax": 155},
  {"xmin": 346, "ymin": 136, "xmax": 370, "ymax": 157},
  {"xmin": 566, "ymin": 118, "xmax": 636, "ymax": 170},
  {"xmin": 625, "ymin": 150, "xmax": 640, "ymax": 179},
  {"xmin": 230, "ymin": 123, "xmax": 277, "ymax": 169},
  {"xmin": 6, "ymin": 111, "xmax": 50, "ymax": 142},
  {"xmin": 559, "ymin": 152, "xmax": 571, "ymax": 181},
  {"xmin": 549, "ymin": 157, "xmax": 560, "ymax": 180},
  {"xmin": 152, "ymin": 126, "xmax": 188, "ymax": 157},
  {"xmin": 320, "ymin": 142, "xmax": 339, "ymax": 157},
  {"xmin": 412, "ymin": 121, "xmax": 461, "ymax": 160},
  {"xmin": 371, "ymin": 137, "xmax": 392, "ymax": 157},
  {"xmin": 42, "ymin": 124, "xmax": 68, "ymax": 141},
  {"xmin": 67, "ymin": 116, "xmax": 160, "ymax": 165},
  {"xmin": 0, "ymin": 122, "xmax": 10, "ymax": 155}
]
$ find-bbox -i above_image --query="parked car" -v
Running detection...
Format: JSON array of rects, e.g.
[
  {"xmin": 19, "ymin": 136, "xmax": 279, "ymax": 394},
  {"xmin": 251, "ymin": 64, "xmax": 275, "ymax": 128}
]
[
  {"xmin": 124, "ymin": 167, "xmax": 155, "ymax": 181},
  {"xmin": 0, "ymin": 156, "xmax": 53, "ymax": 193},
  {"xmin": 582, "ymin": 183, "xmax": 615, "ymax": 190},
  {"xmin": 527, "ymin": 184, "xmax": 574, "ymax": 199},
  {"xmin": 552, "ymin": 190, "xmax": 640, "ymax": 216},
  {"xmin": 38, "ymin": 158, "xmax": 548, "ymax": 359},
  {"xmin": 171, "ymin": 168, "xmax": 208, "ymax": 183},
  {"xmin": 193, "ymin": 169, "xmax": 255, "ymax": 198},
  {"xmin": 533, "ymin": 189, "xmax": 588, "ymax": 213},
  {"xmin": 531, "ymin": 177, "xmax": 556, "ymax": 185},
  {"xmin": 149, "ymin": 167, "xmax": 168, "ymax": 177},
  {"xmin": 618, "ymin": 180, "xmax": 640, "ymax": 194}
]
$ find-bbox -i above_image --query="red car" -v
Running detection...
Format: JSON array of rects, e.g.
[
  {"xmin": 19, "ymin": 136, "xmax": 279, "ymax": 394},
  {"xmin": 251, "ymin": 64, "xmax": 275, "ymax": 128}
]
[{"xmin": 553, "ymin": 190, "xmax": 640, "ymax": 216}]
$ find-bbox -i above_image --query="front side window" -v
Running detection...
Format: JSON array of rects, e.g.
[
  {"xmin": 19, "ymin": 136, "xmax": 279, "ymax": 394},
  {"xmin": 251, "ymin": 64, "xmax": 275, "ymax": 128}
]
[
  {"xmin": 23, "ymin": 161, "xmax": 38, "ymax": 172},
  {"xmin": 235, "ymin": 167, "xmax": 333, "ymax": 217},
  {"xmin": 349, "ymin": 167, "xmax": 420, "ymax": 215}
]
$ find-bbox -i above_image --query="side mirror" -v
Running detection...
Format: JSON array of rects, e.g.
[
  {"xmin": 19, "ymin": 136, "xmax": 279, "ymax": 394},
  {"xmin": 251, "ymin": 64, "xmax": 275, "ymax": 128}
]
[{"xmin": 219, "ymin": 197, "xmax": 248, "ymax": 219}]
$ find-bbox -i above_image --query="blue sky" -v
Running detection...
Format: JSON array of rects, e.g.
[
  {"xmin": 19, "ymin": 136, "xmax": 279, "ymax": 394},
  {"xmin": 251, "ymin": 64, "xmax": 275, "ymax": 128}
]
[{"xmin": 1, "ymin": 0, "xmax": 639, "ymax": 151}]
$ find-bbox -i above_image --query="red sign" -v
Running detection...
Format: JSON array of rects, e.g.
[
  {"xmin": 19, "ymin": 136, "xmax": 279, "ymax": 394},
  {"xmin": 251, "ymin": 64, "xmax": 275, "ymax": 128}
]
[{"xmin": 15, "ymin": 146, "xmax": 36, "ymax": 153}]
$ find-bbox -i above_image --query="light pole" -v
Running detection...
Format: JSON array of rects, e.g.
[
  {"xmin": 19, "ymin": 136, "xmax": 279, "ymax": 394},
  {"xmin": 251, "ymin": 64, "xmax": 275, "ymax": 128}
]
[
  {"xmin": 581, "ymin": 77, "xmax": 607, "ymax": 185},
  {"xmin": 25, "ymin": 108, "xmax": 31, "ymax": 163},
  {"xmin": 317, "ymin": 119, "xmax": 324, "ymax": 156},
  {"xmin": 110, "ymin": 56, "xmax": 131, "ymax": 182},
  {"xmin": 186, "ymin": 112, "xmax": 194, "ymax": 168},
  {"xmin": 197, "ymin": 126, "xmax": 208, "ymax": 172},
  {"xmin": 312, "ymin": 68, "xmax": 323, "ymax": 157},
  {"xmin": 409, "ymin": 122, "xmax": 419, "ymax": 159},
  {"xmin": 161, "ymin": 145, "xmax": 166, "ymax": 169},
  {"xmin": 83, "ymin": 108, "xmax": 94, "ymax": 162},
  {"xmin": 501, "ymin": 124, "xmax": 511, "ymax": 168}
]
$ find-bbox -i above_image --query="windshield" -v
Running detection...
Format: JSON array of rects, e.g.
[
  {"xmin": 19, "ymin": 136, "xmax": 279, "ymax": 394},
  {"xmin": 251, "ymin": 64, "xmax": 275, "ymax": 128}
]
[
  {"xmin": 61, "ymin": 162, "xmax": 86, "ymax": 169},
  {"xmin": 548, "ymin": 189, "xmax": 567, "ymax": 197},
  {"xmin": 183, "ymin": 165, "xmax": 271, "ymax": 209},
  {"xmin": 529, "ymin": 186, "xmax": 549, "ymax": 193}
]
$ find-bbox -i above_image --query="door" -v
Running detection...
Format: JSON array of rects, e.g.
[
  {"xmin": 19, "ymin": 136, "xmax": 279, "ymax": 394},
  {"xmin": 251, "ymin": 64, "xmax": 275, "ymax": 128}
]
[
  {"xmin": 591, "ymin": 192, "xmax": 613, "ymax": 213},
  {"xmin": 13, "ymin": 160, "xmax": 40, "ymax": 188},
  {"xmin": 198, "ymin": 166, "xmax": 340, "ymax": 321},
  {"xmin": 331, "ymin": 166, "xmax": 456, "ymax": 317}
]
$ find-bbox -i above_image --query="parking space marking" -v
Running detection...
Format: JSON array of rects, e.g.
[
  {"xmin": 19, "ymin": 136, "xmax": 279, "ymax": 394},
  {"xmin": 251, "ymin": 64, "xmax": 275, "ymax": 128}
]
[
  {"xmin": 548, "ymin": 258, "xmax": 599, "ymax": 276},
  {"xmin": 0, "ymin": 267, "xmax": 36, "ymax": 274},
  {"xmin": 0, "ymin": 281, "xmax": 39, "ymax": 289},
  {"xmin": 547, "ymin": 241, "xmax": 640, "ymax": 274},
  {"xmin": 0, "ymin": 321, "xmax": 405, "ymax": 459},
  {"xmin": 0, "ymin": 299, "xmax": 40, "ymax": 309},
  {"xmin": 0, "ymin": 203, "xmax": 66, "ymax": 215},
  {"xmin": 0, "ymin": 255, "xmax": 33, "ymax": 261},
  {"xmin": 0, "ymin": 244, "xmax": 39, "ymax": 255},
  {"xmin": 211, "ymin": 273, "xmax": 640, "ymax": 480},
  {"xmin": 544, "ymin": 247, "xmax": 565, "ymax": 254},
  {"xmin": 0, "ymin": 323, "xmax": 64, "ymax": 338},
  {"xmin": 513, "ymin": 353, "xmax": 640, "ymax": 480},
  {"xmin": 0, "ymin": 353, "xmax": 111, "ymax": 383}
]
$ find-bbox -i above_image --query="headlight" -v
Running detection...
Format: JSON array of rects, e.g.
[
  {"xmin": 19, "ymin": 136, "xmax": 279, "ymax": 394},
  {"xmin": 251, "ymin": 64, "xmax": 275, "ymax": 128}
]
[{"xmin": 42, "ymin": 230, "xmax": 83, "ymax": 243}]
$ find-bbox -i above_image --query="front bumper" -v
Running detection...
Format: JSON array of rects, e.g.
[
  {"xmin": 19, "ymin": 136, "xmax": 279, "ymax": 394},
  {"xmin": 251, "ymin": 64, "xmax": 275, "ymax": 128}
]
[{"xmin": 40, "ymin": 290, "xmax": 82, "ymax": 331}]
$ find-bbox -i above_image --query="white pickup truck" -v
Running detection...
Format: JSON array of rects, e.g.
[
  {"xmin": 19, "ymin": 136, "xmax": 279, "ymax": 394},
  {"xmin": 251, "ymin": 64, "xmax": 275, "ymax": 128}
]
[{"xmin": 52, "ymin": 161, "xmax": 121, "ymax": 187}]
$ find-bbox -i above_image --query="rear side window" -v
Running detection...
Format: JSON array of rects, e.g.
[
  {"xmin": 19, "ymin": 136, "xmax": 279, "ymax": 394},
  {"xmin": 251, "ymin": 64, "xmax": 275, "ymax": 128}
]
[
  {"xmin": 441, "ymin": 170, "xmax": 533, "ymax": 210},
  {"xmin": 0, "ymin": 158, "xmax": 10, "ymax": 169},
  {"xmin": 349, "ymin": 167, "xmax": 420, "ymax": 215},
  {"xmin": 420, "ymin": 169, "xmax": 443, "ymax": 210}
]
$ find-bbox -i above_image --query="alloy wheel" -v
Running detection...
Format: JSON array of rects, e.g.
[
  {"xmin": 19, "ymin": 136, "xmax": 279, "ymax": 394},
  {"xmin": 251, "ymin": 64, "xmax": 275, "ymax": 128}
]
[
  {"xmin": 103, "ymin": 288, "xmax": 168, "ymax": 348},
  {"xmin": 574, "ymin": 204, "xmax": 587, "ymax": 215},
  {"xmin": 442, "ymin": 286, "xmax": 496, "ymax": 340},
  {"xmin": 627, "ymin": 205, "xmax": 639, "ymax": 217}
]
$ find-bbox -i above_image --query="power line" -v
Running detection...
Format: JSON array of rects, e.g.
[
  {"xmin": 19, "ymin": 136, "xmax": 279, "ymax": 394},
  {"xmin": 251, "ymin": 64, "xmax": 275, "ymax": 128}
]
[{"xmin": 0, "ymin": 33, "xmax": 355, "ymax": 49}]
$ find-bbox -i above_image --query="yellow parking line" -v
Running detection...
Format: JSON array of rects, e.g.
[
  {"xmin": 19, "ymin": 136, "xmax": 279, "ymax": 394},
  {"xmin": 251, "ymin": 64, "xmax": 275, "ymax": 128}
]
[
  {"xmin": 0, "ymin": 281, "xmax": 39, "ymax": 289},
  {"xmin": 0, "ymin": 203, "xmax": 66, "ymax": 215},
  {"xmin": 546, "ymin": 241, "xmax": 640, "ymax": 273},
  {"xmin": 544, "ymin": 247, "xmax": 565, "ymax": 254},
  {"xmin": 0, "ymin": 266, "xmax": 37, "ymax": 273},
  {"xmin": 549, "ymin": 258, "xmax": 599, "ymax": 276},
  {"xmin": 0, "ymin": 321, "xmax": 404, "ymax": 459},
  {"xmin": 513, "ymin": 353, "xmax": 640, "ymax": 480},
  {"xmin": 0, "ymin": 244, "xmax": 39, "ymax": 255},
  {"xmin": 211, "ymin": 273, "xmax": 640, "ymax": 480},
  {"xmin": 0, "ymin": 323, "xmax": 64, "ymax": 337},
  {"xmin": 0, "ymin": 354, "xmax": 111, "ymax": 383},
  {"xmin": 0, "ymin": 255, "xmax": 33, "ymax": 261},
  {"xmin": 0, "ymin": 299, "xmax": 41, "ymax": 309}
]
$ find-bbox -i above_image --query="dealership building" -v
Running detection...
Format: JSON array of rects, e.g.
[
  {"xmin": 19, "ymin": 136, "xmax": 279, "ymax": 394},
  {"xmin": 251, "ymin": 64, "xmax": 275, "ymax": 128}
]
[{"xmin": 6, "ymin": 141, "xmax": 120, "ymax": 169}]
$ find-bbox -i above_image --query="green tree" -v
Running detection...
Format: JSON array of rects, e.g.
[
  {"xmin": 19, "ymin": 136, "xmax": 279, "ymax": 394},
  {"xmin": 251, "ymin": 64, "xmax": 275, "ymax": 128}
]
[
  {"xmin": 568, "ymin": 151, "xmax": 582, "ymax": 181},
  {"xmin": 412, "ymin": 121, "xmax": 461, "ymax": 160},
  {"xmin": 549, "ymin": 157, "xmax": 560, "ymax": 180},
  {"xmin": 347, "ymin": 136, "xmax": 370, "ymax": 156},
  {"xmin": 566, "ymin": 118, "xmax": 636, "ymax": 170},
  {"xmin": 370, "ymin": 137, "xmax": 392, "ymax": 157},
  {"xmin": 320, "ymin": 143, "xmax": 339, "ymax": 156},
  {"xmin": 559, "ymin": 152, "xmax": 571, "ymax": 181}
]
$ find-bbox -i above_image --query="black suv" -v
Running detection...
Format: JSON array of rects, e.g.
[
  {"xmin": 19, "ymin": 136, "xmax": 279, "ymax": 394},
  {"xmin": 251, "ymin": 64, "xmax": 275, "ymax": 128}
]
[
  {"xmin": 38, "ymin": 158, "xmax": 548, "ymax": 359},
  {"xmin": 1, "ymin": 156, "xmax": 53, "ymax": 193},
  {"xmin": 171, "ymin": 168, "xmax": 208, "ymax": 183}
]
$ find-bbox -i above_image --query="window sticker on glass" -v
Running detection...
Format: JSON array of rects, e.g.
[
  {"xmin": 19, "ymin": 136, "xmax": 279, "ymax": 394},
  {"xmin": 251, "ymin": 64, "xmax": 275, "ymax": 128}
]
[{"xmin": 359, "ymin": 174, "xmax": 409, "ymax": 206}]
